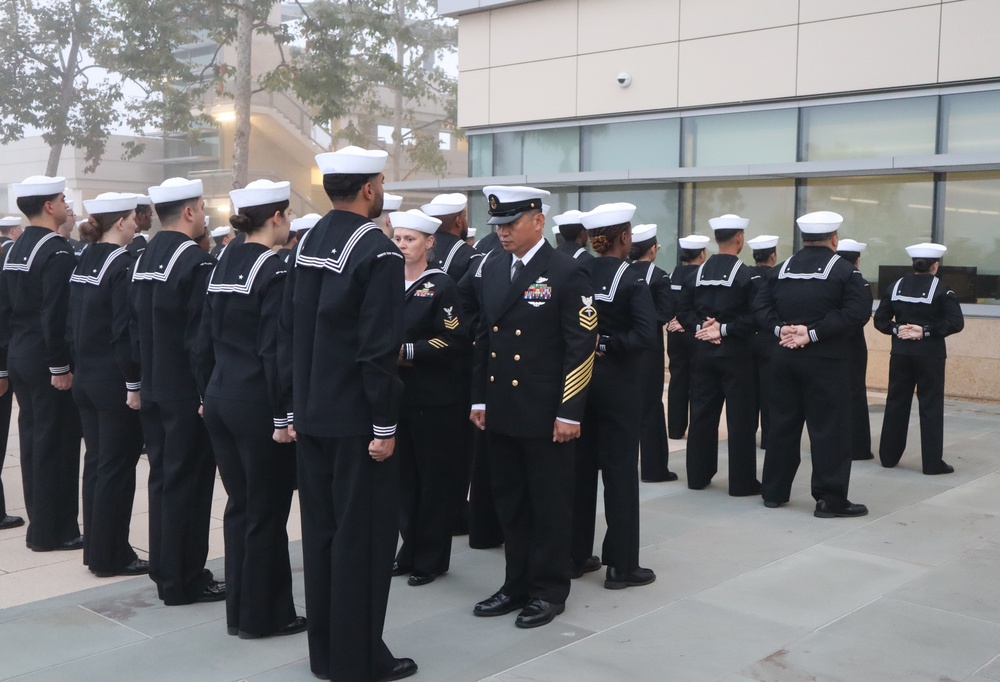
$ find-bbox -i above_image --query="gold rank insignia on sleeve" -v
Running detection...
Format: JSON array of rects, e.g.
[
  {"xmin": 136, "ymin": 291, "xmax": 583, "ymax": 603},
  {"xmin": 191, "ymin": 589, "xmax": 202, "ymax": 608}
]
[
  {"xmin": 428, "ymin": 338, "xmax": 448, "ymax": 349},
  {"xmin": 579, "ymin": 295, "xmax": 598, "ymax": 330},
  {"xmin": 443, "ymin": 306, "xmax": 459, "ymax": 330},
  {"xmin": 563, "ymin": 351, "xmax": 594, "ymax": 403}
]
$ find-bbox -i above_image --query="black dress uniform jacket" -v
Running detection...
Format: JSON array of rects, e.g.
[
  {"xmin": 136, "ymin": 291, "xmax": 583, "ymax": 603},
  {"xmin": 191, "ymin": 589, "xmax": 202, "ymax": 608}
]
[
  {"xmin": 130, "ymin": 229, "xmax": 218, "ymax": 604},
  {"xmin": 432, "ymin": 231, "xmax": 484, "ymax": 283},
  {"xmin": 556, "ymin": 240, "xmax": 594, "ymax": 262},
  {"xmin": 472, "ymin": 241, "xmax": 596, "ymax": 437},
  {"xmin": 0, "ymin": 226, "xmax": 81, "ymax": 550},
  {"xmin": 750, "ymin": 263, "xmax": 778, "ymax": 449},
  {"xmin": 279, "ymin": 210, "xmax": 404, "ymax": 437},
  {"xmin": 572, "ymin": 256, "xmax": 655, "ymax": 573},
  {"xmin": 194, "ymin": 241, "xmax": 298, "ymax": 637},
  {"xmin": 0, "ymin": 238, "xmax": 13, "ymax": 522},
  {"xmin": 279, "ymin": 209, "xmax": 405, "ymax": 682},
  {"xmin": 126, "ymin": 232, "xmax": 148, "ymax": 259},
  {"xmin": 677, "ymin": 254, "xmax": 761, "ymax": 494},
  {"xmin": 69, "ymin": 243, "xmax": 143, "ymax": 573},
  {"xmin": 753, "ymin": 246, "xmax": 871, "ymax": 508},
  {"xmin": 474, "ymin": 230, "xmax": 500, "ymax": 256},
  {"xmin": 874, "ymin": 272, "xmax": 964, "ymax": 472}
]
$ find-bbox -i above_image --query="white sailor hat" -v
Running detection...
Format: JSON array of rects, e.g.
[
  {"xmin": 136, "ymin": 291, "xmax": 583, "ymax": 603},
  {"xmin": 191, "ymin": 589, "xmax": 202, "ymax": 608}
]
[
  {"xmin": 66, "ymin": 199, "xmax": 75, "ymax": 210},
  {"xmin": 421, "ymin": 193, "xmax": 467, "ymax": 217},
  {"xmin": 209, "ymin": 226, "xmax": 231, "ymax": 239},
  {"xmin": 148, "ymin": 177, "xmax": 203, "ymax": 204},
  {"xmin": 483, "ymin": 185, "xmax": 550, "ymax": 225},
  {"xmin": 390, "ymin": 209, "xmax": 441, "ymax": 235},
  {"xmin": 542, "ymin": 204, "xmax": 551, "ymax": 217},
  {"xmin": 837, "ymin": 239, "xmax": 867, "ymax": 253},
  {"xmin": 12, "ymin": 175, "xmax": 66, "ymax": 198},
  {"xmin": 747, "ymin": 234, "xmax": 779, "ymax": 250},
  {"xmin": 382, "ymin": 193, "xmax": 403, "ymax": 212},
  {"xmin": 230, "ymin": 179, "xmax": 290, "ymax": 210},
  {"xmin": 315, "ymin": 146, "xmax": 388, "ymax": 175},
  {"xmin": 132, "ymin": 194, "xmax": 152, "ymax": 206},
  {"xmin": 553, "ymin": 209, "xmax": 585, "ymax": 227},
  {"xmin": 632, "ymin": 224, "xmax": 657, "ymax": 241},
  {"xmin": 551, "ymin": 224, "xmax": 561, "ymax": 237},
  {"xmin": 204, "ymin": 216, "xmax": 211, "ymax": 228},
  {"xmin": 708, "ymin": 214, "xmax": 749, "ymax": 231},
  {"xmin": 905, "ymin": 242, "xmax": 947, "ymax": 259},
  {"xmin": 796, "ymin": 211, "xmax": 843, "ymax": 234},
  {"xmin": 83, "ymin": 192, "xmax": 139, "ymax": 215},
  {"xmin": 581, "ymin": 202, "xmax": 637, "ymax": 230},
  {"xmin": 467, "ymin": 227, "xmax": 477, "ymax": 238},
  {"xmin": 679, "ymin": 234, "xmax": 710, "ymax": 250},
  {"xmin": 0, "ymin": 216, "xmax": 21, "ymax": 227},
  {"xmin": 291, "ymin": 213, "xmax": 322, "ymax": 232}
]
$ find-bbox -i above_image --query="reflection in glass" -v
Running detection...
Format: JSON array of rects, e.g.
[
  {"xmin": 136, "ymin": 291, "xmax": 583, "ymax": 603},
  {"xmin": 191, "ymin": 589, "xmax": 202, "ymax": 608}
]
[
  {"xmin": 581, "ymin": 184, "xmax": 680, "ymax": 269},
  {"xmin": 683, "ymin": 109, "xmax": 797, "ymax": 167},
  {"xmin": 802, "ymin": 97, "xmax": 937, "ymax": 161},
  {"xmin": 942, "ymin": 172, "xmax": 1000, "ymax": 303},
  {"xmin": 523, "ymin": 128, "xmax": 580, "ymax": 175},
  {"xmin": 804, "ymin": 175, "xmax": 934, "ymax": 293},
  {"xmin": 941, "ymin": 91, "xmax": 1000, "ymax": 155},
  {"xmin": 493, "ymin": 131, "xmax": 523, "ymax": 176},
  {"xmin": 469, "ymin": 134, "xmax": 493, "ymax": 178},
  {"xmin": 690, "ymin": 180, "xmax": 796, "ymax": 264},
  {"xmin": 581, "ymin": 119, "xmax": 680, "ymax": 172}
]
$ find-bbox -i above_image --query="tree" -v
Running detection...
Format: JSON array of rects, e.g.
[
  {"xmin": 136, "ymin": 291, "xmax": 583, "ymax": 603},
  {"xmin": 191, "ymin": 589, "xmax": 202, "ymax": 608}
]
[
  {"xmin": 292, "ymin": 0, "xmax": 458, "ymax": 181},
  {"xmin": 0, "ymin": 0, "xmax": 222, "ymax": 175}
]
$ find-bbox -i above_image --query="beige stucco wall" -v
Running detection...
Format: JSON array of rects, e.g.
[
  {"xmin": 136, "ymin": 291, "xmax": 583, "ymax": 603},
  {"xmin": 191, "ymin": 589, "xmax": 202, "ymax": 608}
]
[{"xmin": 455, "ymin": 0, "xmax": 1000, "ymax": 128}]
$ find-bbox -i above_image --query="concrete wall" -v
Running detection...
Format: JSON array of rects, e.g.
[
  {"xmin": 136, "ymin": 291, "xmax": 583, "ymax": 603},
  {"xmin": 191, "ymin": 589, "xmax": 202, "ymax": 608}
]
[{"xmin": 452, "ymin": 0, "xmax": 1000, "ymax": 128}]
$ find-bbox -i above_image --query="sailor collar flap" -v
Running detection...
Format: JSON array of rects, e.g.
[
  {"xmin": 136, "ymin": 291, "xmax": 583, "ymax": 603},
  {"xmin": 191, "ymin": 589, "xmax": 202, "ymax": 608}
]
[
  {"xmin": 695, "ymin": 256, "xmax": 742, "ymax": 288},
  {"xmin": 294, "ymin": 213, "xmax": 381, "ymax": 274},
  {"xmin": 777, "ymin": 252, "xmax": 840, "ymax": 281},
  {"xmin": 207, "ymin": 248, "xmax": 281, "ymax": 295},
  {"xmin": 406, "ymin": 268, "xmax": 448, "ymax": 298},
  {"xmin": 891, "ymin": 275, "xmax": 939, "ymax": 304},
  {"xmin": 70, "ymin": 245, "xmax": 130, "ymax": 286},
  {"xmin": 2, "ymin": 229, "xmax": 62, "ymax": 272}
]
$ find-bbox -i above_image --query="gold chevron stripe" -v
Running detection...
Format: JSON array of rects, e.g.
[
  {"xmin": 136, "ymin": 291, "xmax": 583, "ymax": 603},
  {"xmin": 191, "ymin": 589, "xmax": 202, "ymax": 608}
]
[
  {"xmin": 444, "ymin": 317, "xmax": 460, "ymax": 330},
  {"xmin": 562, "ymin": 353, "xmax": 594, "ymax": 402},
  {"xmin": 564, "ymin": 352, "xmax": 594, "ymax": 383},
  {"xmin": 428, "ymin": 338, "xmax": 448, "ymax": 349},
  {"xmin": 579, "ymin": 306, "xmax": 598, "ymax": 330}
]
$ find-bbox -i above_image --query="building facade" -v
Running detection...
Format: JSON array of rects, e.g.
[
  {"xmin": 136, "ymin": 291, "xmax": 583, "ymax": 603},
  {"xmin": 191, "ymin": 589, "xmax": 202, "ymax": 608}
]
[{"xmin": 401, "ymin": 0, "xmax": 1000, "ymax": 399}]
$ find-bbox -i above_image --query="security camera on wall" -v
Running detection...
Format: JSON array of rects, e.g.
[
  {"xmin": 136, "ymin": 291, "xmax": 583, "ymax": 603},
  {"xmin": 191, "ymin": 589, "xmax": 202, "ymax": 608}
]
[{"xmin": 617, "ymin": 72, "xmax": 632, "ymax": 88}]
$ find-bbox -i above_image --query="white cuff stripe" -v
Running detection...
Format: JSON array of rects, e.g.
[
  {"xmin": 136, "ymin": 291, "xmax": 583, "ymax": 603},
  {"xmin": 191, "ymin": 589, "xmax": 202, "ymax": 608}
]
[
  {"xmin": 809, "ymin": 329, "xmax": 819, "ymax": 343},
  {"xmin": 50, "ymin": 365, "xmax": 70, "ymax": 374},
  {"xmin": 720, "ymin": 323, "xmax": 728, "ymax": 337},
  {"xmin": 773, "ymin": 326, "xmax": 781, "ymax": 338},
  {"xmin": 405, "ymin": 343, "xmax": 414, "ymax": 361},
  {"xmin": 0, "ymin": 371, "xmax": 7, "ymax": 378},
  {"xmin": 125, "ymin": 382, "xmax": 141, "ymax": 391},
  {"xmin": 273, "ymin": 417, "xmax": 289, "ymax": 428},
  {"xmin": 373, "ymin": 424, "xmax": 396, "ymax": 437}
]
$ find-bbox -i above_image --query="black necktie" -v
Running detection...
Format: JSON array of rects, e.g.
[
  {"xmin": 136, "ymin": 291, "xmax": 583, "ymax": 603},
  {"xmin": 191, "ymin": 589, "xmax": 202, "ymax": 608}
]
[{"xmin": 511, "ymin": 258, "xmax": 524, "ymax": 282}]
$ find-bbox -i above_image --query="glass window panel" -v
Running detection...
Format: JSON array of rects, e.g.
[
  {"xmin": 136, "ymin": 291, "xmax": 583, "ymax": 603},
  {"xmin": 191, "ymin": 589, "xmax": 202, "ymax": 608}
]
[
  {"xmin": 469, "ymin": 134, "xmax": 493, "ymax": 177},
  {"xmin": 942, "ymin": 171, "xmax": 1000, "ymax": 304},
  {"xmin": 523, "ymin": 128, "xmax": 580, "ymax": 174},
  {"xmin": 942, "ymin": 90, "xmax": 1000, "ymax": 155},
  {"xmin": 684, "ymin": 109, "xmax": 798, "ymax": 167},
  {"xmin": 803, "ymin": 175, "xmax": 934, "ymax": 294},
  {"xmin": 689, "ymin": 180, "xmax": 797, "ymax": 264},
  {"xmin": 581, "ymin": 119, "xmax": 680, "ymax": 172},
  {"xmin": 468, "ymin": 192, "xmax": 490, "ymax": 241},
  {"xmin": 493, "ymin": 131, "xmax": 523, "ymax": 176},
  {"xmin": 580, "ymin": 184, "xmax": 680, "ymax": 270},
  {"xmin": 802, "ymin": 97, "xmax": 938, "ymax": 161}
]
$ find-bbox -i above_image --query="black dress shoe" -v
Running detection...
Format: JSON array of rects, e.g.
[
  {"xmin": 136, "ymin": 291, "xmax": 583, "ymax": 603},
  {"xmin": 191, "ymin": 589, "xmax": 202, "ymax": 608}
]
[
  {"xmin": 924, "ymin": 461, "xmax": 955, "ymax": 475},
  {"xmin": 604, "ymin": 566, "xmax": 656, "ymax": 590},
  {"xmin": 853, "ymin": 452, "xmax": 875, "ymax": 461},
  {"xmin": 407, "ymin": 572, "xmax": 438, "ymax": 586},
  {"xmin": 763, "ymin": 499, "xmax": 782, "ymax": 509},
  {"xmin": 0, "ymin": 515, "xmax": 24, "ymax": 530},
  {"xmin": 570, "ymin": 555, "xmax": 602, "ymax": 579},
  {"xmin": 473, "ymin": 590, "xmax": 529, "ymax": 617},
  {"xmin": 514, "ymin": 598, "xmax": 565, "ymax": 629},
  {"xmin": 378, "ymin": 657, "xmax": 418, "ymax": 681},
  {"xmin": 641, "ymin": 471, "xmax": 679, "ymax": 483},
  {"xmin": 92, "ymin": 557, "xmax": 150, "ymax": 578},
  {"xmin": 814, "ymin": 500, "xmax": 869, "ymax": 518},
  {"xmin": 197, "ymin": 580, "xmax": 227, "ymax": 602},
  {"xmin": 239, "ymin": 615, "xmax": 307, "ymax": 639},
  {"xmin": 391, "ymin": 561, "xmax": 411, "ymax": 576},
  {"xmin": 31, "ymin": 536, "xmax": 84, "ymax": 552}
]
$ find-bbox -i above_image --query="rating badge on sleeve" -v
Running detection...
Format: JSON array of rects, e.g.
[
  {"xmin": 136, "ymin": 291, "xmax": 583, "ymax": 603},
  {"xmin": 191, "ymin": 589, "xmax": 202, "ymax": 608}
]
[{"xmin": 579, "ymin": 295, "xmax": 597, "ymax": 330}]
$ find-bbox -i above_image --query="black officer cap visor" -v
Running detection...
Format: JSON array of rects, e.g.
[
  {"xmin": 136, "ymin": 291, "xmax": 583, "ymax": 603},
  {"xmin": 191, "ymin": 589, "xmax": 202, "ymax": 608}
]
[{"xmin": 487, "ymin": 195, "xmax": 544, "ymax": 225}]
